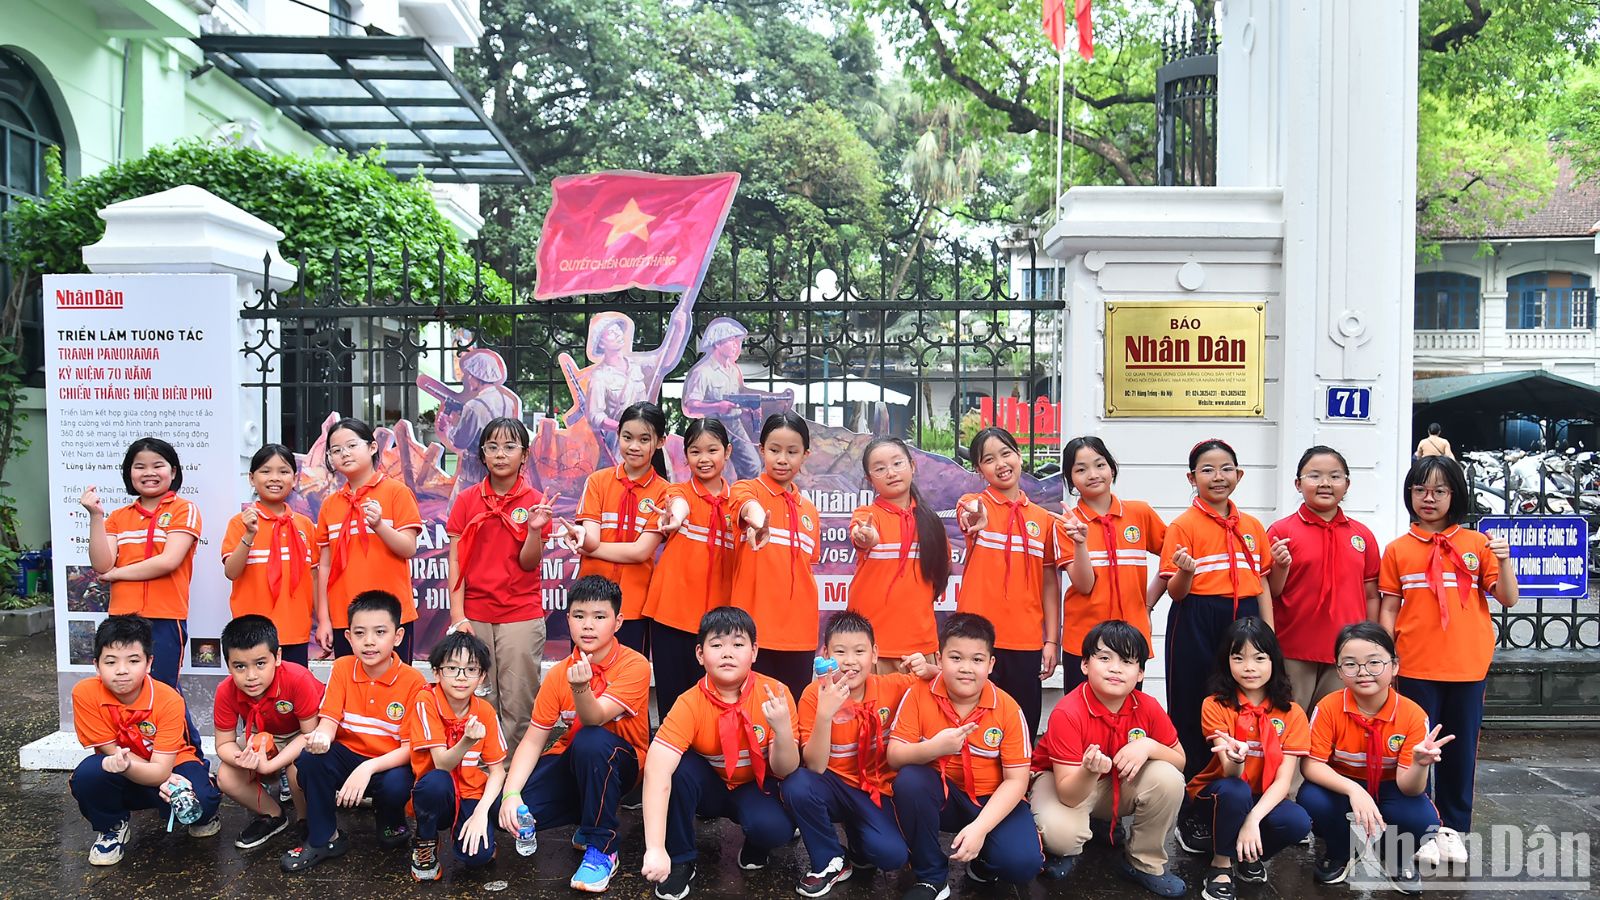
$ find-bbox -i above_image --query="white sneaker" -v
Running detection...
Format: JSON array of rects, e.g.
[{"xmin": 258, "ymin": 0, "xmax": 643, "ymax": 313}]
[
  {"xmin": 1437, "ymin": 827, "xmax": 1470, "ymax": 864},
  {"xmin": 89, "ymin": 820, "xmax": 130, "ymax": 866},
  {"xmin": 1414, "ymin": 837, "xmax": 1443, "ymax": 867}
]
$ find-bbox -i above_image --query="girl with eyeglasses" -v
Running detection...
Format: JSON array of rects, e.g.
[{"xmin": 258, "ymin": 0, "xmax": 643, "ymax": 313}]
[
  {"xmin": 1263, "ymin": 446, "xmax": 1382, "ymax": 713},
  {"xmin": 313, "ymin": 417, "xmax": 423, "ymax": 661},
  {"xmin": 1376, "ymin": 455, "xmax": 1518, "ymax": 868},
  {"xmin": 845, "ymin": 436, "xmax": 952, "ymax": 672}
]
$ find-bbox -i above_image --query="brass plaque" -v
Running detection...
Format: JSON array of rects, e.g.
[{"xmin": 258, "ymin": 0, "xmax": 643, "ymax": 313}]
[{"xmin": 1104, "ymin": 301, "xmax": 1266, "ymax": 417}]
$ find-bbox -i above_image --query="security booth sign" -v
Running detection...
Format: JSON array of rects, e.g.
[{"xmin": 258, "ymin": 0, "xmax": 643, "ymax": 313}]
[
  {"xmin": 1477, "ymin": 516, "xmax": 1589, "ymax": 599},
  {"xmin": 1104, "ymin": 301, "xmax": 1266, "ymax": 417}
]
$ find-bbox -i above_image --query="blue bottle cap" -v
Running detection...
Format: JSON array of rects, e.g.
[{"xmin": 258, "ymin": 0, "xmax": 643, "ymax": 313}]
[{"xmin": 813, "ymin": 656, "xmax": 838, "ymax": 676}]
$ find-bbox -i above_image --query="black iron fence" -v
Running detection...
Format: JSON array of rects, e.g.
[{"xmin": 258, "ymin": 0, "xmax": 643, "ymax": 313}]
[{"xmin": 1156, "ymin": 13, "xmax": 1218, "ymax": 187}]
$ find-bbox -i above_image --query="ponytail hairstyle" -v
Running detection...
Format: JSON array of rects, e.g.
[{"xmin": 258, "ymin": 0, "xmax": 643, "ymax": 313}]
[
  {"xmin": 861, "ymin": 436, "xmax": 951, "ymax": 599},
  {"xmin": 760, "ymin": 410, "xmax": 811, "ymax": 449},
  {"xmin": 328, "ymin": 416, "xmax": 380, "ymax": 468},
  {"xmin": 617, "ymin": 401, "xmax": 669, "ymax": 477},
  {"xmin": 683, "ymin": 416, "xmax": 731, "ymax": 450}
]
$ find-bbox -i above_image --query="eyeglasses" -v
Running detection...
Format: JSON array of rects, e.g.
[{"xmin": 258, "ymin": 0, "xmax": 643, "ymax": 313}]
[
  {"xmin": 481, "ymin": 442, "xmax": 525, "ymax": 456},
  {"xmin": 328, "ymin": 441, "xmax": 369, "ymax": 458},
  {"xmin": 869, "ymin": 459, "xmax": 911, "ymax": 478},
  {"xmin": 1299, "ymin": 473, "xmax": 1348, "ymax": 485},
  {"xmin": 1336, "ymin": 659, "xmax": 1394, "ymax": 676},
  {"xmin": 1409, "ymin": 485, "xmax": 1452, "ymax": 499},
  {"xmin": 438, "ymin": 665, "xmax": 482, "ymax": 679},
  {"xmin": 1195, "ymin": 466, "xmax": 1239, "ymax": 477}
]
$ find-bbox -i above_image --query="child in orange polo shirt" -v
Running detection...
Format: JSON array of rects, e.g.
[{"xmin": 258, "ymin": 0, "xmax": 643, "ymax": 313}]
[
  {"xmin": 282, "ymin": 591, "xmax": 429, "ymax": 874},
  {"xmin": 953, "ymin": 427, "xmax": 1061, "ymax": 737},
  {"xmin": 647, "ymin": 418, "xmax": 737, "ymax": 714},
  {"xmin": 782, "ymin": 611, "xmax": 935, "ymax": 896},
  {"xmin": 887, "ymin": 612, "xmax": 1043, "ymax": 900},
  {"xmin": 81, "ymin": 438, "xmax": 202, "ymax": 725},
  {"xmin": 501, "ymin": 575, "xmax": 652, "ymax": 893},
  {"xmin": 1300, "ymin": 623, "xmax": 1447, "ymax": 893},
  {"xmin": 1030, "ymin": 620, "xmax": 1186, "ymax": 896},
  {"xmin": 1380, "ymin": 456, "xmax": 1517, "ymax": 866},
  {"xmin": 730, "ymin": 411, "xmax": 822, "ymax": 699},
  {"xmin": 70, "ymin": 615, "xmax": 220, "ymax": 866},
  {"xmin": 408, "ymin": 631, "xmax": 507, "ymax": 881},
  {"xmin": 1184, "ymin": 618, "xmax": 1311, "ymax": 899},
  {"xmin": 223, "ymin": 445, "xmax": 318, "ymax": 667},
  {"xmin": 446, "ymin": 417, "xmax": 556, "ymax": 746},
  {"xmin": 314, "ymin": 418, "xmax": 423, "ymax": 662},
  {"xmin": 640, "ymin": 606, "xmax": 800, "ymax": 899},
  {"xmin": 847, "ymin": 437, "xmax": 952, "ymax": 667},
  {"xmin": 213, "ymin": 615, "xmax": 324, "ymax": 850},
  {"xmin": 561, "ymin": 401, "xmax": 670, "ymax": 655},
  {"xmin": 1054, "ymin": 436, "xmax": 1167, "ymax": 695}
]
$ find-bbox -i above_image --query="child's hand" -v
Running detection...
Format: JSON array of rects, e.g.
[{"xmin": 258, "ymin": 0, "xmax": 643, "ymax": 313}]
[
  {"xmin": 760, "ymin": 685, "xmax": 790, "ymax": 731},
  {"xmin": 98, "ymin": 568, "xmax": 124, "ymax": 583},
  {"xmin": 554, "ymin": 519, "xmax": 585, "ymax": 553},
  {"xmin": 1111, "ymin": 738, "xmax": 1156, "ymax": 782},
  {"xmin": 1270, "ymin": 536, "xmax": 1292, "ymax": 569},
  {"xmin": 657, "ymin": 499, "xmax": 688, "ymax": 535},
  {"xmin": 336, "ymin": 766, "xmax": 371, "ymax": 807},
  {"xmin": 101, "ymin": 747, "xmax": 132, "ymax": 774},
  {"xmin": 314, "ymin": 620, "xmax": 334, "ymax": 655},
  {"xmin": 1236, "ymin": 818, "xmax": 1264, "ymax": 862},
  {"xmin": 1209, "ymin": 729, "xmax": 1249, "ymax": 765},
  {"xmin": 814, "ymin": 669, "xmax": 850, "ymax": 722},
  {"xmin": 1081, "ymin": 743, "xmax": 1113, "ymax": 775},
  {"xmin": 235, "ymin": 743, "xmax": 263, "ymax": 772},
  {"xmin": 1349, "ymin": 788, "xmax": 1385, "ymax": 837},
  {"xmin": 1172, "ymin": 545, "xmax": 1197, "ymax": 573},
  {"xmin": 568, "ymin": 652, "xmax": 594, "ymax": 686},
  {"xmin": 1412, "ymin": 724, "xmax": 1455, "ymax": 767},
  {"xmin": 528, "ymin": 493, "xmax": 559, "ymax": 533},
  {"xmin": 361, "ymin": 499, "xmax": 382, "ymax": 529},
  {"xmin": 306, "ymin": 731, "xmax": 331, "ymax": 755},
  {"xmin": 849, "ymin": 518, "xmax": 879, "ymax": 550},
  {"xmin": 1058, "ymin": 513, "xmax": 1088, "ymax": 546},
  {"xmin": 498, "ymin": 800, "xmax": 522, "ymax": 833},
  {"xmin": 897, "ymin": 653, "xmax": 936, "ymax": 679},
  {"xmin": 950, "ymin": 822, "xmax": 987, "ymax": 862},
  {"xmin": 158, "ymin": 773, "xmax": 191, "ymax": 803},
  {"xmin": 931, "ymin": 722, "xmax": 978, "ymax": 756},
  {"xmin": 957, "ymin": 499, "xmax": 986, "ymax": 535},
  {"xmin": 462, "ymin": 714, "xmax": 486, "ymax": 744},
  {"xmin": 458, "ymin": 811, "xmax": 491, "ymax": 857},
  {"xmin": 241, "ymin": 507, "xmax": 259, "ymax": 539},
  {"xmin": 1039, "ymin": 643, "xmax": 1059, "ymax": 681},
  {"xmin": 642, "ymin": 847, "xmax": 673, "ymax": 883},
  {"xmin": 745, "ymin": 513, "xmax": 770, "ymax": 551},
  {"xmin": 1487, "ymin": 532, "xmax": 1511, "ymax": 561},
  {"xmin": 79, "ymin": 487, "xmax": 105, "ymax": 517}
]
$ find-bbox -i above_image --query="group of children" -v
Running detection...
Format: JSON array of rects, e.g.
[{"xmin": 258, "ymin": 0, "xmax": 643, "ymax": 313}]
[{"xmin": 70, "ymin": 410, "xmax": 1518, "ymax": 899}]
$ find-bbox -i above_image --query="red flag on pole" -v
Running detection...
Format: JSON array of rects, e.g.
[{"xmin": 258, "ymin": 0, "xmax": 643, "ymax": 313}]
[
  {"xmin": 533, "ymin": 171, "xmax": 741, "ymax": 300},
  {"xmin": 1075, "ymin": 0, "xmax": 1094, "ymax": 61},
  {"xmin": 1042, "ymin": 0, "xmax": 1066, "ymax": 51}
]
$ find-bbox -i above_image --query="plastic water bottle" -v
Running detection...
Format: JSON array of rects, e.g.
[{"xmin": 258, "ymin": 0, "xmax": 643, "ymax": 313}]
[
  {"xmin": 276, "ymin": 771, "xmax": 292, "ymax": 803},
  {"xmin": 514, "ymin": 805, "xmax": 538, "ymax": 856},
  {"xmin": 813, "ymin": 656, "xmax": 839, "ymax": 678},
  {"xmin": 168, "ymin": 782, "xmax": 202, "ymax": 826}
]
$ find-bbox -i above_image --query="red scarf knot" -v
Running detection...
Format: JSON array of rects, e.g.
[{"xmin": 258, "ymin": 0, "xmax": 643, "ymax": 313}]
[
  {"xmin": 1424, "ymin": 530, "xmax": 1475, "ymax": 631},
  {"xmin": 931, "ymin": 685, "xmax": 985, "ymax": 805},
  {"xmin": 1352, "ymin": 711, "xmax": 1387, "ymax": 798},
  {"xmin": 1096, "ymin": 689, "xmax": 1136, "ymax": 845},
  {"xmin": 106, "ymin": 705, "xmax": 154, "ymax": 761},
  {"xmin": 1236, "ymin": 698, "xmax": 1283, "ymax": 786},
  {"xmin": 1194, "ymin": 499, "xmax": 1252, "ymax": 615},
  {"xmin": 1300, "ymin": 507, "xmax": 1345, "ymax": 631},
  {"xmin": 874, "ymin": 498, "xmax": 919, "ymax": 589},
  {"xmin": 1084, "ymin": 503, "xmax": 1131, "ymax": 621},
  {"xmin": 780, "ymin": 487, "xmax": 803, "ymax": 602},
  {"xmin": 696, "ymin": 480, "xmax": 731, "ymax": 596},
  {"xmin": 563, "ymin": 646, "xmax": 615, "ymax": 741},
  {"xmin": 255, "ymin": 505, "xmax": 308, "ymax": 600},
  {"xmin": 134, "ymin": 493, "xmax": 179, "ymax": 607},
  {"xmin": 329, "ymin": 475, "xmax": 383, "ymax": 586},
  {"xmin": 616, "ymin": 470, "xmax": 646, "ymax": 542},
  {"xmin": 990, "ymin": 491, "xmax": 1029, "ymax": 585},
  {"xmin": 452, "ymin": 480, "xmax": 534, "ymax": 590},
  {"xmin": 849, "ymin": 693, "xmax": 888, "ymax": 806},
  {"xmin": 700, "ymin": 676, "xmax": 768, "ymax": 788}
]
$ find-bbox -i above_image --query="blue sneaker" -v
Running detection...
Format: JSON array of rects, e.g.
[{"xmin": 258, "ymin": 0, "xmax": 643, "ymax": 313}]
[
  {"xmin": 571, "ymin": 845, "xmax": 619, "ymax": 893},
  {"xmin": 1116, "ymin": 859, "xmax": 1187, "ymax": 898}
]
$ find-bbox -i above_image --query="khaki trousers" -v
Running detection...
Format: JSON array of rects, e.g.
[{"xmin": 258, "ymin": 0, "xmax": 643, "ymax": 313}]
[
  {"xmin": 1030, "ymin": 760, "xmax": 1184, "ymax": 875},
  {"xmin": 1285, "ymin": 658, "xmax": 1344, "ymax": 713},
  {"xmin": 469, "ymin": 617, "xmax": 547, "ymax": 747}
]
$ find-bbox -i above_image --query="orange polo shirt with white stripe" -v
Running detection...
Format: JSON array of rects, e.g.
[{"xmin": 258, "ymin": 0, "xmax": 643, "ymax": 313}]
[
  {"xmin": 318, "ymin": 653, "xmax": 428, "ymax": 758},
  {"xmin": 652, "ymin": 673, "xmax": 799, "ymax": 788},
  {"xmin": 1055, "ymin": 495, "xmax": 1167, "ymax": 655},
  {"xmin": 223, "ymin": 507, "xmax": 317, "ymax": 645},
  {"xmin": 1307, "ymin": 688, "xmax": 1428, "ymax": 783},
  {"xmin": 1158, "ymin": 500, "xmax": 1271, "ymax": 598},
  {"xmin": 104, "ymin": 495, "xmax": 202, "ymax": 620},
  {"xmin": 643, "ymin": 480, "xmax": 736, "ymax": 633},
  {"xmin": 1186, "ymin": 696, "xmax": 1310, "ymax": 798},
  {"xmin": 530, "ymin": 642, "xmax": 653, "ymax": 763},
  {"xmin": 799, "ymin": 672, "xmax": 919, "ymax": 796},
  {"xmin": 955, "ymin": 489, "xmax": 1059, "ymax": 652},
  {"xmin": 73, "ymin": 675, "xmax": 203, "ymax": 767},
  {"xmin": 576, "ymin": 465, "xmax": 669, "ymax": 621},
  {"xmin": 1378, "ymin": 525, "xmax": 1502, "ymax": 682},
  {"xmin": 730, "ymin": 475, "xmax": 822, "ymax": 652},
  {"xmin": 889, "ymin": 675, "xmax": 1031, "ymax": 799},
  {"xmin": 409, "ymin": 685, "xmax": 508, "ymax": 798},
  {"xmin": 847, "ymin": 502, "xmax": 941, "ymax": 658},
  {"xmin": 315, "ymin": 474, "xmax": 423, "ymax": 628}
]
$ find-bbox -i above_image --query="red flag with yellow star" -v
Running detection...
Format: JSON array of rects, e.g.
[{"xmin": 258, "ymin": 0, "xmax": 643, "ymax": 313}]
[{"xmin": 533, "ymin": 170, "xmax": 741, "ymax": 300}]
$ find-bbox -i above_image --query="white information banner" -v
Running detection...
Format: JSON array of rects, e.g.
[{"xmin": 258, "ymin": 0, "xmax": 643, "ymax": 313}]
[{"xmin": 43, "ymin": 273, "xmax": 241, "ymax": 675}]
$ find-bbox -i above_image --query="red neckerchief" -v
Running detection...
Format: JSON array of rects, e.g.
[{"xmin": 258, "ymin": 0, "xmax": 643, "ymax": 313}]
[
  {"xmin": 563, "ymin": 643, "xmax": 617, "ymax": 741},
  {"xmin": 1235, "ymin": 694, "xmax": 1283, "ymax": 789},
  {"xmin": 700, "ymin": 676, "xmax": 767, "ymax": 788},
  {"xmin": 762, "ymin": 474, "xmax": 804, "ymax": 602},
  {"xmin": 451, "ymin": 479, "xmax": 535, "ymax": 590},
  {"xmin": 986, "ymin": 488, "xmax": 1029, "ymax": 584},
  {"xmin": 429, "ymin": 686, "xmax": 477, "ymax": 822},
  {"xmin": 692, "ymin": 479, "xmax": 732, "ymax": 595},
  {"xmin": 329, "ymin": 474, "xmax": 384, "ymax": 586},
  {"xmin": 1344, "ymin": 689, "xmax": 1394, "ymax": 798},
  {"xmin": 1418, "ymin": 526, "xmax": 1474, "ymax": 631},
  {"xmin": 874, "ymin": 498, "xmax": 919, "ymax": 589},
  {"xmin": 1083, "ymin": 683, "xmax": 1136, "ymax": 844},
  {"xmin": 255, "ymin": 504, "xmax": 308, "ymax": 600},
  {"xmin": 930, "ymin": 677, "xmax": 987, "ymax": 805},
  {"xmin": 106, "ymin": 704, "xmax": 154, "ymax": 761},
  {"xmin": 1297, "ymin": 504, "xmax": 1347, "ymax": 631},
  {"xmin": 1193, "ymin": 499, "xmax": 1251, "ymax": 614},
  {"xmin": 1079, "ymin": 497, "xmax": 1133, "ymax": 622},
  {"xmin": 132, "ymin": 493, "xmax": 178, "ymax": 607},
  {"xmin": 848, "ymin": 678, "xmax": 889, "ymax": 807},
  {"xmin": 615, "ymin": 466, "xmax": 655, "ymax": 542}
]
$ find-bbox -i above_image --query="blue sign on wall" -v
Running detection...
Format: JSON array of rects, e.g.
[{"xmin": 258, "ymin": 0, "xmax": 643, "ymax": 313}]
[
  {"xmin": 1476, "ymin": 516, "xmax": 1589, "ymax": 599},
  {"xmin": 1325, "ymin": 386, "xmax": 1371, "ymax": 421}
]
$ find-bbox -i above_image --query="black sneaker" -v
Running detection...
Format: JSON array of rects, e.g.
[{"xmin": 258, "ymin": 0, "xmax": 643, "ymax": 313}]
[
  {"xmin": 1176, "ymin": 815, "xmax": 1214, "ymax": 854},
  {"xmin": 899, "ymin": 883, "xmax": 950, "ymax": 900},
  {"xmin": 410, "ymin": 834, "xmax": 440, "ymax": 882},
  {"xmin": 655, "ymin": 862, "xmax": 696, "ymax": 900},
  {"xmin": 621, "ymin": 784, "xmax": 644, "ymax": 811},
  {"xmin": 378, "ymin": 822, "xmax": 410, "ymax": 850},
  {"xmin": 1313, "ymin": 855, "xmax": 1352, "ymax": 885},
  {"xmin": 1201, "ymin": 866, "xmax": 1235, "ymax": 900},
  {"xmin": 846, "ymin": 854, "xmax": 877, "ymax": 880},
  {"xmin": 1236, "ymin": 859, "xmax": 1266, "ymax": 883},
  {"xmin": 281, "ymin": 830, "xmax": 349, "ymax": 873},
  {"xmin": 796, "ymin": 856, "xmax": 852, "ymax": 897},
  {"xmin": 964, "ymin": 858, "xmax": 995, "ymax": 884},
  {"xmin": 235, "ymin": 813, "xmax": 289, "ymax": 849},
  {"xmin": 1040, "ymin": 854, "xmax": 1080, "ymax": 881},
  {"xmin": 1381, "ymin": 847, "xmax": 1422, "ymax": 895},
  {"xmin": 738, "ymin": 845, "xmax": 769, "ymax": 870}
]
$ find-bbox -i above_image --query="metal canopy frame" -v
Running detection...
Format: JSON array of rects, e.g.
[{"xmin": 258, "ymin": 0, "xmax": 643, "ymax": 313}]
[{"xmin": 195, "ymin": 34, "xmax": 531, "ymax": 185}]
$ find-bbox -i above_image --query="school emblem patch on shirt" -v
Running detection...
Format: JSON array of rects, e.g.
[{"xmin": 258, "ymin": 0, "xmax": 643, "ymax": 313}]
[
  {"xmin": 1127, "ymin": 727, "xmax": 1147, "ymax": 742},
  {"xmin": 801, "ymin": 514, "xmax": 814, "ymax": 531},
  {"xmin": 1387, "ymin": 733, "xmax": 1405, "ymax": 753},
  {"xmin": 1350, "ymin": 535, "xmax": 1367, "ymax": 553},
  {"xmin": 386, "ymin": 701, "xmax": 405, "ymax": 721},
  {"xmin": 982, "ymin": 727, "xmax": 1003, "ymax": 748},
  {"xmin": 1270, "ymin": 717, "xmax": 1285, "ymax": 736},
  {"xmin": 878, "ymin": 707, "xmax": 891, "ymax": 725},
  {"xmin": 1463, "ymin": 552, "xmax": 1480, "ymax": 572},
  {"xmin": 511, "ymin": 507, "xmax": 530, "ymax": 524},
  {"xmin": 1025, "ymin": 521, "xmax": 1041, "ymax": 537},
  {"xmin": 157, "ymin": 512, "xmax": 172, "ymax": 527},
  {"xmin": 138, "ymin": 721, "xmax": 157, "ymax": 738},
  {"xmin": 1242, "ymin": 534, "xmax": 1257, "ymax": 551},
  {"xmin": 1123, "ymin": 525, "xmax": 1141, "ymax": 543},
  {"xmin": 275, "ymin": 700, "xmax": 294, "ymax": 715},
  {"xmin": 753, "ymin": 723, "xmax": 767, "ymax": 745}
]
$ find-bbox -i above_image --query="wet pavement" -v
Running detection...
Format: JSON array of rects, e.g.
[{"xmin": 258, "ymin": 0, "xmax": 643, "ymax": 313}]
[{"xmin": 1, "ymin": 629, "xmax": 1594, "ymax": 900}]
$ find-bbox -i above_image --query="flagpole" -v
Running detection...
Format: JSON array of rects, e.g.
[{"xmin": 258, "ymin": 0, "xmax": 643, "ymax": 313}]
[{"xmin": 1054, "ymin": 46, "xmax": 1065, "ymax": 213}]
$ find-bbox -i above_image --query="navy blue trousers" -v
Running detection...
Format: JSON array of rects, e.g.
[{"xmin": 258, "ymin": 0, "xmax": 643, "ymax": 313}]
[
  {"xmin": 665, "ymin": 751, "xmax": 794, "ymax": 864},
  {"xmin": 891, "ymin": 764, "xmax": 1043, "ymax": 885},
  {"xmin": 411, "ymin": 770, "xmax": 496, "ymax": 865},
  {"xmin": 280, "ymin": 643, "xmax": 309, "ymax": 667},
  {"xmin": 1165, "ymin": 594, "xmax": 1260, "ymax": 780},
  {"xmin": 991, "ymin": 649, "xmax": 1044, "ymax": 738},
  {"xmin": 618, "ymin": 619, "xmax": 650, "ymax": 657},
  {"xmin": 1299, "ymin": 779, "xmax": 1440, "ymax": 862},
  {"xmin": 1399, "ymin": 676, "xmax": 1485, "ymax": 833},
  {"xmin": 516, "ymin": 725, "xmax": 640, "ymax": 855},
  {"xmin": 779, "ymin": 767, "xmax": 908, "ymax": 871},
  {"xmin": 295, "ymin": 741, "xmax": 414, "ymax": 846},
  {"xmin": 71, "ymin": 756, "xmax": 220, "ymax": 832},
  {"xmin": 147, "ymin": 618, "xmax": 203, "ymax": 749},
  {"xmin": 649, "ymin": 621, "xmax": 702, "ymax": 723},
  {"xmin": 1192, "ymin": 776, "xmax": 1311, "ymax": 861},
  {"xmin": 752, "ymin": 649, "xmax": 813, "ymax": 705}
]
